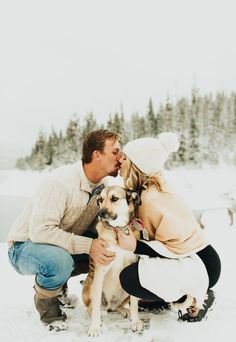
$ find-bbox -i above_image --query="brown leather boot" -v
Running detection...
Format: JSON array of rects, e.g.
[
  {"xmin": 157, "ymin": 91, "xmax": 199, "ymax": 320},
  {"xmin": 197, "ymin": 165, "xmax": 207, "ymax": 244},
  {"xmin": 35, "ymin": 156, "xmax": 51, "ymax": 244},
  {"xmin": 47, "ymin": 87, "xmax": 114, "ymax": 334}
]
[{"xmin": 34, "ymin": 282, "xmax": 67, "ymax": 330}]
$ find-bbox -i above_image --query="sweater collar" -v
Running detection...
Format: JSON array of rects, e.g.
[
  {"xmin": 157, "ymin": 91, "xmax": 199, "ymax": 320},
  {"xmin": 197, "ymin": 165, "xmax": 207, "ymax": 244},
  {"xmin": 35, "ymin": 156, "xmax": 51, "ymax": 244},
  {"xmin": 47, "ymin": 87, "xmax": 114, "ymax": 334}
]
[{"xmin": 75, "ymin": 160, "xmax": 103, "ymax": 194}]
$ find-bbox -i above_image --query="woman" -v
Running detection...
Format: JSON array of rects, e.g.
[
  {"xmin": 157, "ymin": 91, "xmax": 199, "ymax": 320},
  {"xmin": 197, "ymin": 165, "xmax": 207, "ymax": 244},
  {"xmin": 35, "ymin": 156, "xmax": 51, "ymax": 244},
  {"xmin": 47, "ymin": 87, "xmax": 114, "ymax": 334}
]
[{"xmin": 117, "ymin": 132, "xmax": 221, "ymax": 322}]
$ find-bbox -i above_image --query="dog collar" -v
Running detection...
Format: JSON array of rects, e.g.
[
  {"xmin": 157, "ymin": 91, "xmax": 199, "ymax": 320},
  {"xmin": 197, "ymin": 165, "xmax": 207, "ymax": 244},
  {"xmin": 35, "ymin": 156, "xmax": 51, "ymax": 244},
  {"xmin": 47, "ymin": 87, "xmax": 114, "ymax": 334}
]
[
  {"xmin": 101, "ymin": 217, "xmax": 145, "ymax": 236},
  {"xmin": 130, "ymin": 217, "xmax": 145, "ymax": 231},
  {"xmin": 101, "ymin": 221, "xmax": 130, "ymax": 234}
]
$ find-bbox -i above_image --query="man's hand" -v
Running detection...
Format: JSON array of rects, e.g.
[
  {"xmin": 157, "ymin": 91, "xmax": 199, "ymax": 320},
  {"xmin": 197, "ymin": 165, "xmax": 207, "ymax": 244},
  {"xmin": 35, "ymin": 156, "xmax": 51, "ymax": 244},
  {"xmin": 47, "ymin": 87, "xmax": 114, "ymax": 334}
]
[
  {"xmin": 116, "ymin": 227, "xmax": 137, "ymax": 252},
  {"xmin": 89, "ymin": 239, "xmax": 116, "ymax": 265}
]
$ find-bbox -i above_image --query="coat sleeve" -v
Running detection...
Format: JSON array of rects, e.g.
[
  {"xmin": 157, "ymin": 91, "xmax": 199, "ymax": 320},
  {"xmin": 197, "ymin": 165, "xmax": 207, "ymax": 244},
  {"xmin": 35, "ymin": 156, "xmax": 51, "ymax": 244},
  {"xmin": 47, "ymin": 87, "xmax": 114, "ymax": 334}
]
[
  {"xmin": 134, "ymin": 240, "xmax": 167, "ymax": 258},
  {"xmin": 28, "ymin": 179, "xmax": 92, "ymax": 254}
]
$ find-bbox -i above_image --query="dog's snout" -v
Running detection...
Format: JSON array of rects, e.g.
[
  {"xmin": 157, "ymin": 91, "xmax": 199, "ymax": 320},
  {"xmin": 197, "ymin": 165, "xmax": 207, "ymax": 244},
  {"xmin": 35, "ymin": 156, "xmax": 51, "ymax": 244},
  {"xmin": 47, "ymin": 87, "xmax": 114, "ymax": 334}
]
[
  {"xmin": 98, "ymin": 208, "xmax": 118, "ymax": 221},
  {"xmin": 99, "ymin": 208, "xmax": 108, "ymax": 219}
]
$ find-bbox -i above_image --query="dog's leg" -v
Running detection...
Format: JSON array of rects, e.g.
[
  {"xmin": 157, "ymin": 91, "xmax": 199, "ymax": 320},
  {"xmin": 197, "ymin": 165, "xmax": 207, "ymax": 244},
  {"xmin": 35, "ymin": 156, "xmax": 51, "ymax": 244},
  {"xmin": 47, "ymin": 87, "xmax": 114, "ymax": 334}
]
[
  {"xmin": 116, "ymin": 306, "xmax": 130, "ymax": 318},
  {"xmin": 88, "ymin": 269, "xmax": 105, "ymax": 337},
  {"xmin": 116, "ymin": 297, "xmax": 130, "ymax": 318},
  {"xmin": 130, "ymin": 296, "xmax": 143, "ymax": 333}
]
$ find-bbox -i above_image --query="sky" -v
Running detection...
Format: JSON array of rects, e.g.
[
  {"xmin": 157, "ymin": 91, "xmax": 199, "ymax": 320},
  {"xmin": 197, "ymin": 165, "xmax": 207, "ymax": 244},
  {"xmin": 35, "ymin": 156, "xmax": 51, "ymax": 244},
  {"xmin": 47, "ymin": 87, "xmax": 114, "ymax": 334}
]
[
  {"xmin": 0, "ymin": 166, "xmax": 236, "ymax": 341},
  {"xmin": 0, "ymin": 0, "xmax": 236, "ymax": 158}
]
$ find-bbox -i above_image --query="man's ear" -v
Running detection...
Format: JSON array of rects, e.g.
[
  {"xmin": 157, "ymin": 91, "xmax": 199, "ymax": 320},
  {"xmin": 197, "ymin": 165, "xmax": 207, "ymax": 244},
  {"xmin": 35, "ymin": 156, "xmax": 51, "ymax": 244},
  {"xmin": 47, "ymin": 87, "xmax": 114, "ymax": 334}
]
[
  {"xmin": 93, "ymin": 150, "xmax": 101, "ymax": 160},
  {"xmin": 126, "ymin": 189, "xmax": 141, "ymax": 206}
]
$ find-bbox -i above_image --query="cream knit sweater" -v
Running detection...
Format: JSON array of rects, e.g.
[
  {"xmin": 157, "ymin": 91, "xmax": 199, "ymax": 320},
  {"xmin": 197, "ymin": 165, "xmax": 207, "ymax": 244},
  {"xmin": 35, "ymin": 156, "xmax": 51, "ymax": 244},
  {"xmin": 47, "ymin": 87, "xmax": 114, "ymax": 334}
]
[
  {"xmin": 7, "ymin": 161, "xmax": 103, "ymax": 255},
  {"xmin": 138, "ymin": 181, "xmax": 208, "ymax": 255}
]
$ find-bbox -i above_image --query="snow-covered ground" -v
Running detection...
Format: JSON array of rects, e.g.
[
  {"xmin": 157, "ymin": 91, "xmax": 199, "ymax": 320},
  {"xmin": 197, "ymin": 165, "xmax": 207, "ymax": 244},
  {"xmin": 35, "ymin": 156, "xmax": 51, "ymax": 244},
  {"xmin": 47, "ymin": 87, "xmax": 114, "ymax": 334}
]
[{"xmin": 0, "ymin": 166, "xmax": 236, "ymax": 342}]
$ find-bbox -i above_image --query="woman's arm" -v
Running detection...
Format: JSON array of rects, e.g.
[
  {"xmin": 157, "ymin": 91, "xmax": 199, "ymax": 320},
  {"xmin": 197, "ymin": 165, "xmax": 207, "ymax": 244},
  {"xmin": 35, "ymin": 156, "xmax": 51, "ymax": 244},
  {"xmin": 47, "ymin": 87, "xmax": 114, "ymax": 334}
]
[{"xmin": 117, "ymin": 228, "xmax": 166, "ymax": 258}]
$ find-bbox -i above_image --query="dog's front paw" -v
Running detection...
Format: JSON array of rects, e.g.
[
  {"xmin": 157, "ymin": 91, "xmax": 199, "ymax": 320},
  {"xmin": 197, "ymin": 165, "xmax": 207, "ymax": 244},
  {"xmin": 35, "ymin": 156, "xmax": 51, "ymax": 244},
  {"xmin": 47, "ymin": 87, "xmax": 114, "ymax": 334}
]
[
  {"xmin": 131, "ymin": 319, "xmax": 143, "ymax": 333},
  {"xmin": 88, "ymin": 324, "xmax": 101, "ymax": 337}
]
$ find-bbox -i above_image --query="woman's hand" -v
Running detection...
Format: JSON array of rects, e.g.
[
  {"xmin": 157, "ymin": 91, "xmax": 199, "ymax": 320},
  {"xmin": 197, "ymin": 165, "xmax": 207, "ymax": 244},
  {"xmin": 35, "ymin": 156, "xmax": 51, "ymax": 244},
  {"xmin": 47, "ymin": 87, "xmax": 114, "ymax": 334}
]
[{"xmin": 116, "ymin": 227, "xmax": 137, "ymax": 252}]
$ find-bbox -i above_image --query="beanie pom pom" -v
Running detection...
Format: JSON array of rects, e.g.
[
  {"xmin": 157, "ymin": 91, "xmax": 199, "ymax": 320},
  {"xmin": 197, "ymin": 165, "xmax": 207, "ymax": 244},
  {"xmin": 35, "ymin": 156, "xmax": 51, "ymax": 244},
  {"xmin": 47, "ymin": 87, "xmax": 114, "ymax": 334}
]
[{"xmin": 158, "ymin": 132, "xmax": 179, "ymax": 154}]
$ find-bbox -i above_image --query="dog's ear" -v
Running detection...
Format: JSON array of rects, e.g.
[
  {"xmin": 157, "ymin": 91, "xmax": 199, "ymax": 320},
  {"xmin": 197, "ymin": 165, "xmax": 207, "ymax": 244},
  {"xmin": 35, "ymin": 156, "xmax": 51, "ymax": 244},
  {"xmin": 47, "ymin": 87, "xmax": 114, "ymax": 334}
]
[
  {"xmin": 96, "ymin": 194, "xmax": 102, "ymax": 206},
  {"xmin": 92, "ymin": 184, "xmax": 105, "ymax": 197},
  {"xmin": 89, "ymin": 184, "xmax": 104, "ymax": 206},
  {"xmin": 126, "ymin": 189, "xmax": 142, "ymax": 206}
]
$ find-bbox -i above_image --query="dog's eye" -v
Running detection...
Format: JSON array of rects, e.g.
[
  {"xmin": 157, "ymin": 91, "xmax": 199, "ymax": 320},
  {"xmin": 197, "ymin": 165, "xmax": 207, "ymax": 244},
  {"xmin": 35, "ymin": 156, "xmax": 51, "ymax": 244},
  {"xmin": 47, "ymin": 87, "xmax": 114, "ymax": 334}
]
[
  {"xmin": 97, "ymin": 197, "xmax": 103, "ymax": 203},
  {"xmin": 111, "ymin": 196, "xmax": 119, "ymax": 202}
]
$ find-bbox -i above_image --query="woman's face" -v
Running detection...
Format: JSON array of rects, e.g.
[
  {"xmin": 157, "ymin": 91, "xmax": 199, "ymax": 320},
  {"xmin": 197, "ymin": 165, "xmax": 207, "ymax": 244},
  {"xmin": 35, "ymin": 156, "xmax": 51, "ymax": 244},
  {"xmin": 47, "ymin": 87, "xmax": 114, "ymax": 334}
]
[{"xmin": 119, "ymin": 153, "xmax": 127, "ymax": 177}]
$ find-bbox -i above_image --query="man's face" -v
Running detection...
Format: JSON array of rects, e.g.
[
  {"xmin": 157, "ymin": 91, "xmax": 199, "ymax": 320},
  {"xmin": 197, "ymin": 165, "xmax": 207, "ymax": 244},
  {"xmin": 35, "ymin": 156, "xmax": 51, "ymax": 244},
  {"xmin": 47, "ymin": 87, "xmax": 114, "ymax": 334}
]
[{"xmin": 99, "ymin": 139, "xmax": 121, "ymax": 177}]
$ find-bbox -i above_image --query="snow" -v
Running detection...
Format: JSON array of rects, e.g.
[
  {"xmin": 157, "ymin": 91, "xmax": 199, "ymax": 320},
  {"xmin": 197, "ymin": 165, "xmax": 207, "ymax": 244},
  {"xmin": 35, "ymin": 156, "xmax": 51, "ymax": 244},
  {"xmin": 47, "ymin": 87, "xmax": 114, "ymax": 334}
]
[{"xmin": 0, "ymin": 167, "xmax": 236, "ymax": 342}]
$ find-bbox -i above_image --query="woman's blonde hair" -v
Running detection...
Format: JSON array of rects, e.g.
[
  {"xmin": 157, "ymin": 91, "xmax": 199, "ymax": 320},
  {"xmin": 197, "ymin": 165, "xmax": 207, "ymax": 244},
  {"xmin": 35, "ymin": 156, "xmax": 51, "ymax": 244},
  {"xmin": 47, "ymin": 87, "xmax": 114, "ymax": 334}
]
[{"xmin": 123, "ymin": 157, "xmax": 164, "ymax": 193}]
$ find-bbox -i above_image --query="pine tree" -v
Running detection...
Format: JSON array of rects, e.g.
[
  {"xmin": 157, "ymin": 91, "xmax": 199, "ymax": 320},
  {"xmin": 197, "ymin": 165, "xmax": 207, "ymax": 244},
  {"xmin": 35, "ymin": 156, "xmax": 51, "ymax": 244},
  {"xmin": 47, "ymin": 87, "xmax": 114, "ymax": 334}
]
[
  {"xmin": 44, "ymin": 127, "xmax": 59, "ymax": 166},
  {"xmin": 156, "ymin": 104, "xmax": 165, "ymax": 135},
  {"xmin": 226, "ymin": 93, "xmax": 236, "ymax": 165},
  {"xmin": 119, "ymin": 105, "xmax": 129, "ymax": 145},
  {"xmin": 163, "ymin": 97, "xmax": 174, "ymax": 132},
  {"xmin": 177, "ymin": 132, "xmax": 188, "ymax": 165},
  {"xmin": 106, "ymin": 110, "xmax": 128, "ymax": 145},
  {"xmin": 30, "ymin": 130, "xmax": 47, "ymax": 170},
  {"xmin": 130, "ymin": 112, "xmax": 146, "ymax": 139},
  {"xmin": 66, "ymin": 115, "xmax": 80, "ymax": 152},
  {"xmin": 174, "ymin": 98, "xmax": 188, "ymax": 165},
  {"xmin": 146, "ymin": 98, "xmax": 157, "ymax": 136},
  {"xmin": 81, "ymin": 112, "xmax": 98, "ymax": 141},
  {"xmin": 188, "ymin": 88, "xmax": 201, "ymax": 167}
]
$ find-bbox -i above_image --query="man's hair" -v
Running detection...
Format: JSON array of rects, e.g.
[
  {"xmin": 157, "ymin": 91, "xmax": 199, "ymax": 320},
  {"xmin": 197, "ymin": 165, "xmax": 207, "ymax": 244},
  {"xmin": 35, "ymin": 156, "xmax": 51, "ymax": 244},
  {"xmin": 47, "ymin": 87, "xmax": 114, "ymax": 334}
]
[{"xmin": 82, "ymin": 129, "xmax": 119, "ymax": 164}]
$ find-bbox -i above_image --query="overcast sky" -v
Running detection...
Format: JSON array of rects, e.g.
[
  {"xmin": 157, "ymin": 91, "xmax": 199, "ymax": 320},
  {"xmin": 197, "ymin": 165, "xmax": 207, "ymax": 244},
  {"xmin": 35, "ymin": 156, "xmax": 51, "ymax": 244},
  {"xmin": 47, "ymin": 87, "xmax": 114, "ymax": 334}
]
[{"xmin": 0, "ymin": 0, "xmax": 236, "ymax": 155}]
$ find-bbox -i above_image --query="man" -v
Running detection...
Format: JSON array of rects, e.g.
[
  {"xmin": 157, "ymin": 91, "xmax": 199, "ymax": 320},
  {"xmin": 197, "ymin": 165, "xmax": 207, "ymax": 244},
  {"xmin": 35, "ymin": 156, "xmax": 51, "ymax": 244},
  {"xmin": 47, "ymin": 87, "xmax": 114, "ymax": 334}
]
[{"xmin": 7, "ymin": 129, "xmax": 121, "ymax": 330}]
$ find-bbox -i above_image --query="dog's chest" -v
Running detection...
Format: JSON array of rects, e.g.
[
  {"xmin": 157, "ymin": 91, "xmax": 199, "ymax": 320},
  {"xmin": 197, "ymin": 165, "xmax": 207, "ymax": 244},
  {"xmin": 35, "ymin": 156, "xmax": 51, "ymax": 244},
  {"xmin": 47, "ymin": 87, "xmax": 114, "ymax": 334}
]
[
  {"xmin": 108, "ymin": 245, "xmax": 138, "ymax": 271},
  {"xmin": 102, "ymin": 246, "xmax": 137, "ymax": 310}
]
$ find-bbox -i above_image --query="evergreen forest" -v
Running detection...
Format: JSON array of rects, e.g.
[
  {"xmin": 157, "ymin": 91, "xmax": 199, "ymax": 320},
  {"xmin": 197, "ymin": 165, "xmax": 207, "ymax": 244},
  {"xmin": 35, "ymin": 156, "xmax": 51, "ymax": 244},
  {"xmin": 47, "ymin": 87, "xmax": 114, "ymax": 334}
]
[{"xmin": 16, "ymin": 89, "xmax": 236, "ymax": 170}]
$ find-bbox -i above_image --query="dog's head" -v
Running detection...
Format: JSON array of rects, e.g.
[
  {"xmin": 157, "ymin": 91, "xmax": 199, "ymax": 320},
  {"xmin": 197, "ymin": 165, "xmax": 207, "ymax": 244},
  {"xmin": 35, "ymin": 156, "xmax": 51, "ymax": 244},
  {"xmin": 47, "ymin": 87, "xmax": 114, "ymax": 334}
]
[{"xmin": 96, "ymin": 185, "xmax": 141, "ymax": 228}]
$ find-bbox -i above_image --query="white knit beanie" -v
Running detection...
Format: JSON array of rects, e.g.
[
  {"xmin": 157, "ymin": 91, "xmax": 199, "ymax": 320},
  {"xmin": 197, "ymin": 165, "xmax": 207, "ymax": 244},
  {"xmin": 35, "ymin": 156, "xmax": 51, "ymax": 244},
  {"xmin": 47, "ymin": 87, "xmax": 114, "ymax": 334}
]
[{"xmin": 123, "ymin": 132, "xmax": 179, "ymax": 175}]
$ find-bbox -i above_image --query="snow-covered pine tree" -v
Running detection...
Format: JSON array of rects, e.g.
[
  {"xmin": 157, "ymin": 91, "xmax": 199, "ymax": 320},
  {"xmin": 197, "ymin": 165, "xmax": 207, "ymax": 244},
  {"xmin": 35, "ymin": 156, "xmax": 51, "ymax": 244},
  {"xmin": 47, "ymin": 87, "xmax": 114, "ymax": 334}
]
[
  {"xmin": 156, "ymin": 104, "xmax": 165, "ymax": 135},
  {"xmin": 208, "ymin": 93, "xmax": 222, "ymax": 165},
  {"xmin": 130, "ymin": 112, "xmax": 147, "ymax": 139},
  {"xmin": 146, "ymin": 98, "xmax": 157, "ymax": 136},
  {"xmin": 63, "ymin": 114, "xmax": 81, "ymax": 163},
  {"xmin": 81, "ymin": 112, "xmax": 98, "ymax": 143},
  {"xmin": 175, "ymin": 98, "xmax": 189, "ymax": 166},
  {"xmin": 106, "ymin": 111, "xmax": 128, "ymax": 145},
  {"xmin": 226, "ymin": 92, "xmax": 236, "ymax": 165},
  {"xmin": 29, "ymin": 130, "xmax": 48, "ymax": 170},
  {"xmin": 188, "ymin": 88, "xmax": 201, "ymax": 167}
]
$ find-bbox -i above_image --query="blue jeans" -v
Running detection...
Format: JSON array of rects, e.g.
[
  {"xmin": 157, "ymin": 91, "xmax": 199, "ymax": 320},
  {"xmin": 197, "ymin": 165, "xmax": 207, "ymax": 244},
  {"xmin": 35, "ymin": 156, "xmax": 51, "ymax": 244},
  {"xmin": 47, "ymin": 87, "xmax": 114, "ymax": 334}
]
[{"xmin": 8, "ymin": 235, "xmax": 94, "ymax": 290}]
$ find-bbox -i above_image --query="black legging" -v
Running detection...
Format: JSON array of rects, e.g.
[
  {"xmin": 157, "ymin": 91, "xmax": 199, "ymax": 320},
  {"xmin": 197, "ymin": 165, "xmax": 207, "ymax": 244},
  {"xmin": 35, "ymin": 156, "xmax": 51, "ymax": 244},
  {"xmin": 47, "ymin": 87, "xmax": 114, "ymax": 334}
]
[
  {"xmin": 196, "ymin": 245, "xmax": 221, "ymax": 288},
  {"xmin": 119, "ymin": 244, "xmax": 221, "ymax": 301},
  {"xmin": 120, "ymin": 262, "xmax": 165, "ymax": 301}
]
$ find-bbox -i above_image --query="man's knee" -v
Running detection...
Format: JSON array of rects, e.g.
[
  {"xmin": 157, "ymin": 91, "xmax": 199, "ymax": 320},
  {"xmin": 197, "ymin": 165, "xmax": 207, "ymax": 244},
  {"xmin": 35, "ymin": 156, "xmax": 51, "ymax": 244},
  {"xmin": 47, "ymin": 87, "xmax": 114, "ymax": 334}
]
[
  {"xmin": 49, "ymin": 251, "xmax": 74, "ymax": 277},
  {"xmin": 38, "ymin": 248, "xmax": 74, "ymax": 289}
]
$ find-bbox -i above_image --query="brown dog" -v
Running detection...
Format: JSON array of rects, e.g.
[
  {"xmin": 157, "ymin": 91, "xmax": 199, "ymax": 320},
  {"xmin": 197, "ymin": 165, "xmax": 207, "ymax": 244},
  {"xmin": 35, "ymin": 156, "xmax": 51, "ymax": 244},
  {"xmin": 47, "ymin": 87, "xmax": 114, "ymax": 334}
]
[{"xmin": 82, "ymin": 185, "xmax": 144, "ymax": 337}]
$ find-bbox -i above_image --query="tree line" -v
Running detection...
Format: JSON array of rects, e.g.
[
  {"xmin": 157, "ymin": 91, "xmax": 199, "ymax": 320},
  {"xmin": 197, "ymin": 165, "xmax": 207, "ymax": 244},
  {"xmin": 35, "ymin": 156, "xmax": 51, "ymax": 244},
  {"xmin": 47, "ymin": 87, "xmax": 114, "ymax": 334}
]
[{"xmin": 16, "ymin": 88, "xmax": 236, "ymax": 170}]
